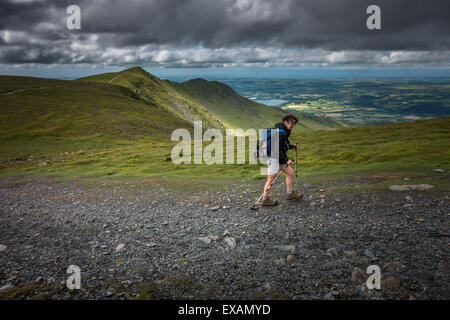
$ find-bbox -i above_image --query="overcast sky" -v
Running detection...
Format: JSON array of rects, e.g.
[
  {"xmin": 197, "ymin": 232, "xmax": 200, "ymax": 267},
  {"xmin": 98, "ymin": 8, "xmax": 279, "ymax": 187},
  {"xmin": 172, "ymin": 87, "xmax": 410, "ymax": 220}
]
[{"xmin": 1, "ymin": 0, "xmax": 450, "ymax": 77}]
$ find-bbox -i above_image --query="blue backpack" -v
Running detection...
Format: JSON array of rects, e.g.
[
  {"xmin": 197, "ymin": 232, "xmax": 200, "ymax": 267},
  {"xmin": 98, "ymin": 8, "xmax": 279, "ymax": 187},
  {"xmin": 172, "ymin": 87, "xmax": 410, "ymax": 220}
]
[{"xmin": 255, "ymin": 128, "xmax": 286, "ymax": 160}]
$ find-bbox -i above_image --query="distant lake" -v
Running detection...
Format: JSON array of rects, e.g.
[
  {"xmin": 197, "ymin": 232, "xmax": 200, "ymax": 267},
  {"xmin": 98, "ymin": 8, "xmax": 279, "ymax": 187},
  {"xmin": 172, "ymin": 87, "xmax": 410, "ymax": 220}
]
[{"xmin": 254, "ymin": 99, "xmax": 287, "ymax": 106}]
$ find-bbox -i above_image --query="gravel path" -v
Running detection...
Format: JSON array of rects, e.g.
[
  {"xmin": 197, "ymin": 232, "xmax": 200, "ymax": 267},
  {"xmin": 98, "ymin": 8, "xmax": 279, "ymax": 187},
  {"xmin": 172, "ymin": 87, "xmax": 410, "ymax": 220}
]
[{"xmin": 0, "ymin": 176, "xmax": 448, "ymax": 300}]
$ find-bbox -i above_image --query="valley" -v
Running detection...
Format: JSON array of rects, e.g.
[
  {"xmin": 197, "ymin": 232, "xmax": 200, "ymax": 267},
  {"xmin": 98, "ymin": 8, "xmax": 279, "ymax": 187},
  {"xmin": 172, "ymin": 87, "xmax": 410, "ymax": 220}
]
[{"xmin": 218, "ymin": 78, "xmax": 450, "ymax": 125}]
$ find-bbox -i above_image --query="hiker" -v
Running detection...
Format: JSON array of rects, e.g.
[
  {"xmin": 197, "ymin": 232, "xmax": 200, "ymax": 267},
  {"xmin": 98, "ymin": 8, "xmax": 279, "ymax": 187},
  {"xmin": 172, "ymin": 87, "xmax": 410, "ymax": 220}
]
[{"xmin": 262, "ymin": 114, "xmax": 303, "ymax": 206}]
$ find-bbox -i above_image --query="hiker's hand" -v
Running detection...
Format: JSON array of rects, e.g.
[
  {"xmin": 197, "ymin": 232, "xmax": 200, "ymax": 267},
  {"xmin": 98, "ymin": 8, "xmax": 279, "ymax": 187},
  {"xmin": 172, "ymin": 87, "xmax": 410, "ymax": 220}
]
[
  {"xmin": 287, "ymin": 160, "xmax": 294, "ymax": 166},
  {"xmin": 293, "ymin": 143, "xmax": 298, "ymax": 150}
]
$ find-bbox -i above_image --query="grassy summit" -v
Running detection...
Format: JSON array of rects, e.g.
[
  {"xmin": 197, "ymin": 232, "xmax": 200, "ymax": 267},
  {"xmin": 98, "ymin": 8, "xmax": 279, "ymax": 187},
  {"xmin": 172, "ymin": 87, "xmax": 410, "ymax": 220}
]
[{"xmin": 77, "ymin": 67, "xmax": 222, "ymax": 130}]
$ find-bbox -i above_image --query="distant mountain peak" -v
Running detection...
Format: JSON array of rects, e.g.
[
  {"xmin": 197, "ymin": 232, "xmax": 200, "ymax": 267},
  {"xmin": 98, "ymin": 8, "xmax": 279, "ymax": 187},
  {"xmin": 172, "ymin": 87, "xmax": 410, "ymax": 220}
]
[
  {"xmin": 124, "ymin": 66, "xmax": 147, "ymax": 73},
  {"xmin": 185, "ymin": 78, "xmax": 233, "ymax": 91},
  {"xmin": 120, "ymin": 66, "xmax": 160, "ymax": 81}
]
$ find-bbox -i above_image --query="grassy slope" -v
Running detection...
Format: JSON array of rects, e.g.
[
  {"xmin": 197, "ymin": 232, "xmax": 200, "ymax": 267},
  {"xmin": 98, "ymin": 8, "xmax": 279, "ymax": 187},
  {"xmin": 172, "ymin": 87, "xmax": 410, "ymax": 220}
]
[
  {"xmin": 1, "ymin": 71, "xmax": 447, "ymax": 189},
  {"xmin": 77, "ymin": 67, "xmax": 225, "ymax": 130},
  {"xmin": 1, "ymin": 87, "xmax": 448, "ymax": 186},
  {"xmin": 78, "ymin": 67, "xmax": 348, "ymax": 131},
  {"xmin": 292, "ymin": 116, "xmax": 450, "ymax": 179},
  {"xmin": 0, "ymin": 76, "xmax": 68, "ymax": 93},
  {"xmin": 0, "ymin": 75, "xmax": 193, "ymax": 163},
  {"xmin": 0, "ymin": 75, "xmax": 193, "ymax": 140},
  {"xmin": 167, "ymin": 78, "xmax": 350, "ymax": 131},
  {"xmin": 165, "ymin": 78, "xmax": 287, "ymax": 130}
]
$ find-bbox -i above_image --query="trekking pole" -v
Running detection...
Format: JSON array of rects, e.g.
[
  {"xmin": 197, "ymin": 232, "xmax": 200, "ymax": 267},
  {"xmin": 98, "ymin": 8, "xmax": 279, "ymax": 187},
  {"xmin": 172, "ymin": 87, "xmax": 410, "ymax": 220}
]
[
  {"xmin": 294, "ymin": 146, "xmax": 298, "ymax": 178},
  {"xmin": 250, "ymin": 164, "xmax": 289, "ymax": 210}
]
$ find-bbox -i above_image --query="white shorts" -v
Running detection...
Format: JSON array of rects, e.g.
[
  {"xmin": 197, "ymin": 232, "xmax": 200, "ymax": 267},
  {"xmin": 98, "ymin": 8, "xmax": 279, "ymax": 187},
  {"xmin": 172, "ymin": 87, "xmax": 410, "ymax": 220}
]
[{"xmin": 266, "ymin": 158, "xmax": 284, "ymax": 175}]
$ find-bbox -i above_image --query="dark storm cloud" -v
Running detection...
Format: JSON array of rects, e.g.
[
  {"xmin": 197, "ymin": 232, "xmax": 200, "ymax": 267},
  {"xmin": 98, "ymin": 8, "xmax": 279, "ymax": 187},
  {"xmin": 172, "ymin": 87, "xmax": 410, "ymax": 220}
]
[
  {"xmin": 0, "ymin": 0, "xmax": 449, "ymax": 66},
  {"xmin": 79, "ymin": 0, "xmax": 450, "ymax": 50},
  {"xmin": 0, "ymin": 44, "xmax": 66, "ymax": 64}
]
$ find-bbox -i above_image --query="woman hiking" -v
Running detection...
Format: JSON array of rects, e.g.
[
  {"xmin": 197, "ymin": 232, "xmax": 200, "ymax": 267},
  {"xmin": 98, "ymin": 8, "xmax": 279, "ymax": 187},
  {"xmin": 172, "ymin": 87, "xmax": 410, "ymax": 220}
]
[{"xmin": 261, "ymin": 114, "xmax": 303, "ymax": 206}]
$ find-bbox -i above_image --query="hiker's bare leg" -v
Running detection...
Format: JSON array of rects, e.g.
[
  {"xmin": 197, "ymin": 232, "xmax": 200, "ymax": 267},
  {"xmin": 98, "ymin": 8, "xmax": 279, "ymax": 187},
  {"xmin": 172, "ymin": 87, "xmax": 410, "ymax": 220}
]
[
  {"xmin": 285, "ymin": 166, "xmax": 294, "ymax": 191},
  {"xmin": 263, "ymin": 174, "xmax": 276, "ymax": 196}
]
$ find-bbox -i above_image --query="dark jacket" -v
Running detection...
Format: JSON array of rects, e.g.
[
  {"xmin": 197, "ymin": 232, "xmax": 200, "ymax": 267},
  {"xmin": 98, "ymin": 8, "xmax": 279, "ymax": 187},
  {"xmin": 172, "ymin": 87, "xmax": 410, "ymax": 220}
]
[{"xmin": 274, "ymin": 122, "xmax": 294, "ymax": 165}]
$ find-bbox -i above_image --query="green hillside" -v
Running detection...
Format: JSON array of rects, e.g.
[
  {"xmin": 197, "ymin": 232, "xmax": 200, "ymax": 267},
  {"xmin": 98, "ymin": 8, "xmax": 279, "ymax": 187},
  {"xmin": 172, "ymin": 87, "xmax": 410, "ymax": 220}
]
[
  {"xmin": 0, "ymin": 75, "xmax": 192, "ymax": 141},
  {"xmin": 77, "ymin": 67, "xmax": 348, "ymax": 131},
  {"xmin": 0, "ymin": 76, "xmax": 448, "ymax": 186},
  {"xmin": 164, "ymin": 78, "xmax": 286, "ymax": 129},
  {"xmin": 77, "ymin": 67, "xmax": 223, "ymax": 130},
  {"xmin": 291, "ymin": 115, "xmax": 450, "ymax": 180},
  {"xmin": 1, "ymin": 68, "xmax": 447, "ymax": 189},
  {"xmin": 0, "ymin": 75, "xmax": 194, "ymax": 166},
  {"xmin": 0, "ymin": 68, "xmax": 347, "ymax": 171}
]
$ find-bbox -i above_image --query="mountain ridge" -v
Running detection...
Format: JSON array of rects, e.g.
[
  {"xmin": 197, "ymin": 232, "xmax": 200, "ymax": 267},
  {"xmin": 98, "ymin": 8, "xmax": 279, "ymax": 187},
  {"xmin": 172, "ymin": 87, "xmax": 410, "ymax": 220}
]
[{"xmin": 77, "ymin": 66, "xmax": 349, "ymax": 131}]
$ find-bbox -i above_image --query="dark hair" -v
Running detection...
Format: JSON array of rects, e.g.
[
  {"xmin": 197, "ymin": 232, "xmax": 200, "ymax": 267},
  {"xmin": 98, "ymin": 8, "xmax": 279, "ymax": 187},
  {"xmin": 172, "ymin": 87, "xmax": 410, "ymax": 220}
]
[{"xmin": 282, "ymin": 114, "xmax": 298, "ymax": 124}]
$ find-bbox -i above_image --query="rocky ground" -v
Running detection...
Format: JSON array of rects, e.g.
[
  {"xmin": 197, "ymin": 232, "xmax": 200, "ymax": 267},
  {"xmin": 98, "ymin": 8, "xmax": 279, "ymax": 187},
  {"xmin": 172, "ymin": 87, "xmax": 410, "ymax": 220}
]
[{"xmin": 0, "ymin": 175, "xmax": 448, "ymax": 300}]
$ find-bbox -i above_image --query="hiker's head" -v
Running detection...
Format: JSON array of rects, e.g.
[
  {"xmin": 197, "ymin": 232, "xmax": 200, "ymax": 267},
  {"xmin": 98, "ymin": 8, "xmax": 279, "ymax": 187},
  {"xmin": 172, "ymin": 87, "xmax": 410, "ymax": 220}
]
[{"xmin": 282, "ymin": 114, "xmax": 298, "ymax": 130}]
